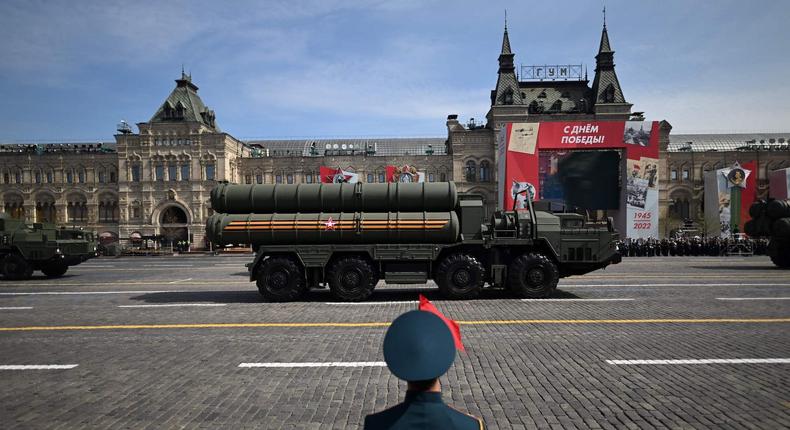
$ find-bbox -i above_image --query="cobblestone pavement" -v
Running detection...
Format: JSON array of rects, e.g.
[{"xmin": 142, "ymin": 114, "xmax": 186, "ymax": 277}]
[{"xmin": 0, "ymin": 255, "xmax": 788, "ymax": 429}]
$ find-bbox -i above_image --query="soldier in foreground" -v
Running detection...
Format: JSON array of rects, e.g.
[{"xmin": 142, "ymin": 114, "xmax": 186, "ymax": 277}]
[{"xmin": 364, "ymin": 310, "xmax": 484, "ymax": 429}]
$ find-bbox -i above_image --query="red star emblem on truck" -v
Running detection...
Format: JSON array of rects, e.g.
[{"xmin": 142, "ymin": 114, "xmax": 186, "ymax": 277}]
[{"xmin": 324, "ymin": 217, "xmax": 337, "ymax": 230}]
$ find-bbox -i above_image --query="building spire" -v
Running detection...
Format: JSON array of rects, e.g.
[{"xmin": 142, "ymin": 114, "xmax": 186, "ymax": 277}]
[
  {"xmin": 603, "ymin": 5, "xmax": 606, "ymax": 29},
  {"xmin": 501, "ymin": 11, "xmax": 512, "ymax": 55},
  {"xmin": 493, "ymin": 16, "xmax": 522, "ymax": 106},
  {"xmin": 591, "ymin": 13, "xmax": 630, "ymax": 114}
]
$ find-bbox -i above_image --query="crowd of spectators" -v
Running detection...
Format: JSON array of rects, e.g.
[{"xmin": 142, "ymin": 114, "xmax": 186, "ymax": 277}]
[{"xmin": 618, "ymin": 236, "xmax": 770, "ymax": 257}]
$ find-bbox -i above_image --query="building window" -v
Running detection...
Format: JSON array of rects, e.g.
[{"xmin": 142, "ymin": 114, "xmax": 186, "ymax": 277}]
[
  {"xmin": 378, "ymin": 173, "xmax": 385, "ymax": 183},
  {"xmin": 131, "ymin": 165, "xmax": 141, "ymax": 182},
  {"xmin": 429, "ymin": 173, "xmax": 435, "ymax": 182},
  {"xmin": 168, "ymin": 165, "xmax": 178, "ymax": 181},
  {"xmin": 276, "ymin": 174, "xmax": 282, "ymax": 184},
  {"xmin": 67, "ymin": 202, "xmax": 88, "ymax": 222},
  {"xmin": 205, "ymin": 164, "xmax": 215, "ymax": 181},
  {"xmin": 440, "ymin": 172, "xmax": 447, "ymax": 182},
  {"xmin": 66, "ymin": 171, "xmax": 74, "ymax": 184},
  {"xmin": 155, "ymin": 165, "xmax": 165, "ymax": 181},
  {"xmin": 46, "ymin": 171, "xmax": 53, "ymax": 183},
  {"xmin": 15, "ymin": 171, "xmax": 22, "ymax": 184},
  {"xmin": 465, "ymin": 160, "xmax": 476, "ymax": 182},
  {"xmin": 305, "ymin": 174, "xmax": 313, "ymax": 184},
  {"xmin": 479, "ymin": 161, "xmax": 491, "ymax": 182},
  {"xmin": 367, "ymin": 173, "xmax": 374, "ymax": 183},
  {"xmin": 670, "ymin": 169, "xmax": 678, "ymax": 181},
  {"xmin": 99, "ymin": 201, "xmax": 119, "ymax": 222},
  {"xmin": 181, "ymin": 165, "xmax": 190, "ymax": 181},
  {"xmin": 682, "ymin": 169, "xmax": 690, "ymax": 180},
  {"xmin": 98, "ymin": 171, "xmax": 106, "ymax": 183},
  {"xmin": 256, "ymin": 174, "xmax": 263, "ymax": 184},
  {"xmin": 110, "ymin": 170, "xmax": 117, "ymax": 183},
  {"xmin": 35, "ymin": 172, "xmax": 41, "ymax": 184},
  {"xmin": 78, "ymin": 170, "xmax": 85, "ymax": 183},
  {"xmin": 132, "ymin": 207, "xmax": 141, "ymax": 219},
  {"xmin": 245, "ymin": 175, "xmax": 252, "ymax": 184},
  {"xmin": 286, "ymin": 174, "xmax": 294, "ymax": 184}
]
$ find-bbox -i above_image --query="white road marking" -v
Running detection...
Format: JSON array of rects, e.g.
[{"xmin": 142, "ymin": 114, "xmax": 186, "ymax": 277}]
[
  {"xmin": 717, "ymin": 297, "xmax": 790, "ymax": 301},
  {"xmin": 75, "ymin": 265, "xmax": 116, "ymax": 268},
  {"xmin": 561, "ymin": 283, "xmax": 790, "ymax": 288},
  {"xmin": 168, "ymin": 278, "xmax": 194, "ymax": 284},
  {"xmin": 607, "ymin": 358, "xmax": 790, "ymax": 365},
  {"xmin": 118, "ymin": 303, "xmax": 227, "ymax": 308},
  {"xmin": 0, "ymin": 290, "xmax": 193, "ymax": 296},
  {"xmin": 0, "ymin": 307, "xmax": 33, "ymax": 310},
  {"xmin": 0, "ymin": 364, "xmax": 78, "ymax": 370},
  {"xmin": 150, "ymin": 265, "xmax": 195, "ymax": 268},
  {"xmin": 325, "ymin": 301, "xmax": 419, "ymax": 305},
  {"xmin": 239, "ymin": 361, "xmax": 386, "ymax": 368},
  {"xmin": 521, "ymin": 298, "xmax": 635, "ymax": 302}
]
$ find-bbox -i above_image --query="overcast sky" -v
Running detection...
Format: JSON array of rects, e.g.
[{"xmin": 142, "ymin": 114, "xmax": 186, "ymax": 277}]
[{"xmin": 0, "ymin": 0, "xmax": 787, "ymax": 142}]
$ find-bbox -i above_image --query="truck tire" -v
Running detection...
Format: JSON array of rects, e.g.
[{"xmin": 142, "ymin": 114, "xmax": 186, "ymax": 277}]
[
  {"xmin": 435, "ymin": 254, "xmax": 485, "ymax": 300},
  {"xmin": 255, "ymin": 256, "xmax": 306, "ymax": 302},
  {"xmin": 41, "ymin": 261, "xmax": 68, "ymax": 278},
  {"xmin": 1, "ymin": 254, "xmax": 34, "ymax": 281},
  {"xmin": 328, "ymin": 257, "xmax": 378, "ymax": 302},
  {"xmin": 769, "ymin": 240, "xmax": 790, "ymax": 269},
  {"xmin": 507, "ymin": 253, "xmax": 559, "ymax": 298}
]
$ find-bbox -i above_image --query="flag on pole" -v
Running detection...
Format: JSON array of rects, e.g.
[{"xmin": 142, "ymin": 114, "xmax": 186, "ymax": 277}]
[{"xmin": 418, "ymin": 294, "xmax": 464, "ymax": 351}]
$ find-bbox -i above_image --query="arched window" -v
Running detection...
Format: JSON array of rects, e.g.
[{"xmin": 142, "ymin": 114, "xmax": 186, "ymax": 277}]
[
  {"xmin": 36, "ymin": 193, "xmax": 57, "ymax": 223},
  {"xmin": 34, "ymin": 170, "xmax": 42, "ymax": 184},
  {"xmin": 77, "ymin": 168, "xmax": 86, "ymax": 183},
  {"xmin": 66, "ymin": 169, "xmax": 74, "ymax": 184},
  {"xmin": 479, "ymin": 161, "xmax": 491, "ymax": 182},
  {"xmin": 4, "ymin": 193, "xmax": 24, "ymax": 219},
  {"xmin": 465, "ymin": 160, "xmax": 477, "ymax": 182},
  {"xmin": 67, "ymin": 193, "xmax": 88, "ymax": 223},
  {"xmin": 98, "ymin": 194, "xmax": 119, "ymax": 223},
  {"xmin": 14, "ymin": 169, "xmax": 22, "ymax": 184}
]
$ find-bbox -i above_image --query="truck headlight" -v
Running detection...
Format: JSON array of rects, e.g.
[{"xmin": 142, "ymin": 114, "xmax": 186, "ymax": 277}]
[{"xmin": 55, "ymin": 248, "xmax": 62, "ymax": 254}]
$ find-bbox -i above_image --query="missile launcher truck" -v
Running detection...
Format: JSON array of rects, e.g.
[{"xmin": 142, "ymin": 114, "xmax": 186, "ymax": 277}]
[
  {"xmin": 744, "ymin": 198, "xmax": 790, "ymax": 268},
  {"xmin": 206, "ymin": 182, "xmax": 621, "ymax": 302},
  {"xmin": 0, "ymin": 213, "xmax": 97, "ymax": 280}
]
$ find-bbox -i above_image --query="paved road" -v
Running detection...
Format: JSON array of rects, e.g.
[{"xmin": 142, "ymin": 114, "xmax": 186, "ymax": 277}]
[{"xmin": 1, "ymin": 255, "xmax": 788, "ymax": 429}]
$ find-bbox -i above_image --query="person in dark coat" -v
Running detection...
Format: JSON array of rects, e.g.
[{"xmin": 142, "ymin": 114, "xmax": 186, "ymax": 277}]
[{"xmin": 364, "ymin": 310, "xmax": 484, "ymax": 429}]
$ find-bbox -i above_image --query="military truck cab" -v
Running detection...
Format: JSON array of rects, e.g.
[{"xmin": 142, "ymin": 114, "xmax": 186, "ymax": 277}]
[{"xmin": 0, "ymin": 213, "xmax": 97, "ymax": 280}]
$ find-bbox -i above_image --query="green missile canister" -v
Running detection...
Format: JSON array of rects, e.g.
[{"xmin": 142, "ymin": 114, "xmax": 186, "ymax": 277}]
[
  {"xmin": 206, "ymin": 211, "xmax": 459, "ymax": 246},
  {"xmin": 210, "ymin": 182, "xmax": 458, "ymax": 214}
]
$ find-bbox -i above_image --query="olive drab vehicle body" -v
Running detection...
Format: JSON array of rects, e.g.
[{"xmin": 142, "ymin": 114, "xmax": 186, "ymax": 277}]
[
  {"xmin": 206, "ymin": 182, "xmax": 621, "ymax": 302},
  {"xmin": 0, "ymin": 213, "xmax": 97, "ymax": 280}
]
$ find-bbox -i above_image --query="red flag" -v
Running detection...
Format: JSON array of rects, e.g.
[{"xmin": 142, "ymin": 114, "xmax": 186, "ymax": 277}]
[{"xmin": 418, "ymin": 294, "xmax": 464, "ymax": 351}]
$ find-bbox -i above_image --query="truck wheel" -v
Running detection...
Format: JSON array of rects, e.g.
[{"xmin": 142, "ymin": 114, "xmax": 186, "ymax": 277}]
[
  {"xmin": 328, "ymin": 257, "xmax": 378, "ymax": 302},
  {"xmin": 435, "ymin": 254, "xmax": 484, "ymax": 300},
  {"xmin": 256, "ymin": 256, "xmax": 306, "ymax": 302},
  {"xmin": 1, "ymin": 254, "xmax": 34, "ymax": 281},
  {"xmin": 507, "ymin": 253, "xmax": 559, "ymax": 298},
  {"xmin": 41, "ymin": 261, "xmax": 68, "ymax": 278},
  {"xmin": 769, "ymin": 243, "xmax": 790, "ymax": 269}
]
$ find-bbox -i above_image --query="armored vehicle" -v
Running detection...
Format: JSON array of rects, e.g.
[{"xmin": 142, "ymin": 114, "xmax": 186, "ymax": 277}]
[
  {"xmin": 744, "ymin": 199, "xmax": 790, "ymax": 268},
  {"xmin": 0, "ymin": 213, "xmax": 97, "ymax": 280},
  {"xmin": 207, "ymin": 182, "xmax": 621, "ymax": 301}
]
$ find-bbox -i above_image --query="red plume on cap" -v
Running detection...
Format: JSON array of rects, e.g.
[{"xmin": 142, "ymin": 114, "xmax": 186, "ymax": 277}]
[{"xmin": 418, "ymin": 295, "xmax": 464, "ymax": 351}]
